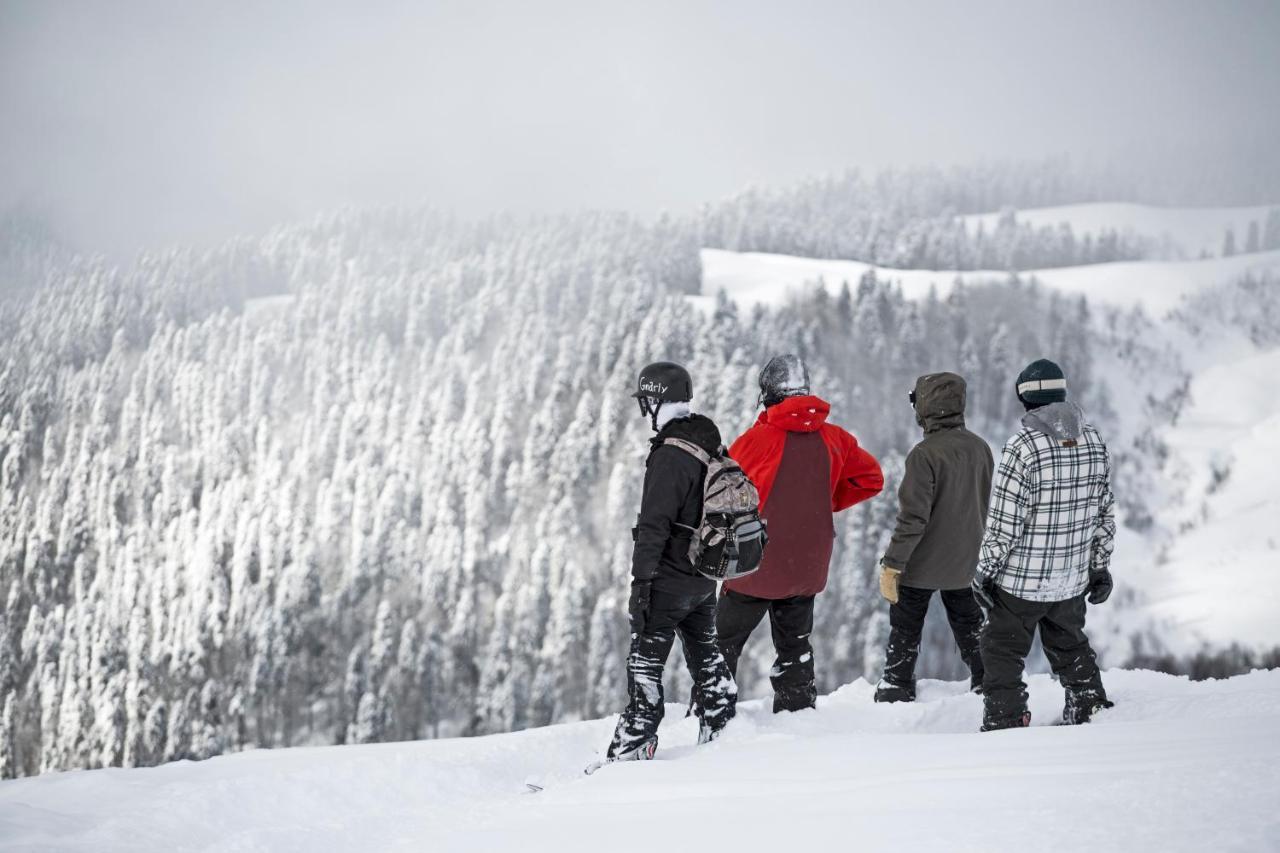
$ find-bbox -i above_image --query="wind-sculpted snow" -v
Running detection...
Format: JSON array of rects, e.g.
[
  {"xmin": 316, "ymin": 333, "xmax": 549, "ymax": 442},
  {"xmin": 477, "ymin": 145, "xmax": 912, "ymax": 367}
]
[{"xmin": 1, "ymin": 669, "xmax": 1276, "ymax": 852}]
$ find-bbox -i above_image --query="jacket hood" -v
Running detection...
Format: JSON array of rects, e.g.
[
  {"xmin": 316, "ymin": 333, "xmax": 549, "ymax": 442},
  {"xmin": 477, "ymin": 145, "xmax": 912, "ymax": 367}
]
[
  {"xmin": 761, "ymin": 395, "xmax": 830, "ymax": 433},
  {"xmin": 652, "ymin": 413, "xmax": 723, "ymax": 456},
  {"xmin": 913, "ymin": 372, "xmax": 966, "ymax": 434},
  {"xmin": 1021, "ymin": 400, "xmax": 1085, "ymax": 442}
]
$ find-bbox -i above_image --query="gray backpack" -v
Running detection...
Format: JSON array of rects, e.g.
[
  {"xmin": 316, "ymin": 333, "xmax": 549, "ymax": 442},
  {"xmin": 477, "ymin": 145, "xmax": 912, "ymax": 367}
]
[{"xmin": 663, "ymin": 438, "xmax": 768, "ymax": 582}]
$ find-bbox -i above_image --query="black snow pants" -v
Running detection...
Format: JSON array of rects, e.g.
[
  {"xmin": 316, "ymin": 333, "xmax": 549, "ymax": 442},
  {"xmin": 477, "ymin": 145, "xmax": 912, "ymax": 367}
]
[
  {"xmin": 882, "ymin": 584, "xmax": 985, "ymax": 695},
  {"xmin": 980, "ymin": 588, "xmax": 1107, "ymax": 729},
  {"xmin": 716, "ymin": 588, "xmax": 817, "ymax": 713},
  {"xmin": 608, "ymin": 581, "xmax": 737, "ymax": 758}
]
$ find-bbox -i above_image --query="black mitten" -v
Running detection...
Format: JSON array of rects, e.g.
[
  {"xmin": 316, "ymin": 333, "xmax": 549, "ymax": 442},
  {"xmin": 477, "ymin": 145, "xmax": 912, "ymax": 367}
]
[
  {"xmin": 1087, "ymin": 569, "xmax": 1113, "ymax": 605},
  {"xmin": 628, "ymin": 579, "xmax": 652, "ymax": 634}
]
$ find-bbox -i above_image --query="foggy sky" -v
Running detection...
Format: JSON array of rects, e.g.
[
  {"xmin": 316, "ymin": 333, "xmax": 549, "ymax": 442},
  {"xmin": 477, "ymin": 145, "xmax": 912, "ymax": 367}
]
[{"xmin": 2, "ymin": 0, "xmax": 1278, "ymax": 254}]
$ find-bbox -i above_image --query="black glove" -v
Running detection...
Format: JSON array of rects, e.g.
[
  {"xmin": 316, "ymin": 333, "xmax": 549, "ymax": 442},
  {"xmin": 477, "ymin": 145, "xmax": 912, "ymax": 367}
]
[
  {"xmin": 1087, "ymin": 569, "xmax": 1113, "ymax": 605},
  {"xmin": 628, "ymin": 579, "xmax": 652, "ymax": 634},
  {"xmin": 971, "ymin": 576, "xmax": 997, "ymax": 613}
]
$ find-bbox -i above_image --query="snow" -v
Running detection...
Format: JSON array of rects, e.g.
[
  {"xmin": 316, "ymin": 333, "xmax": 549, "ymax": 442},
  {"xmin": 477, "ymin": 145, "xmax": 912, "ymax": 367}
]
[
  {"xmin": 699, "ymin": 247, "xmax": 1280, "ymax": 317},
  {"xmin": 958, "ymin": 202, "xmax": 1278, "ymax": 259},
  {"xmin": 2, "ymin": 669, "xmax": 1278, "ymax": 852},
  {"xmin": 1125, "ymin": 348, "xmax": 1280, "ymax": 651}
]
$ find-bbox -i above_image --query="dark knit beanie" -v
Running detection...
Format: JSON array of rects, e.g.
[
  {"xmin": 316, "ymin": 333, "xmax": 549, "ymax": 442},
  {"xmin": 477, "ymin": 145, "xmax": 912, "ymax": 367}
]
[{"xmin": 1016, "ymin": 359, "xmax": 1067, "ymax": 410}]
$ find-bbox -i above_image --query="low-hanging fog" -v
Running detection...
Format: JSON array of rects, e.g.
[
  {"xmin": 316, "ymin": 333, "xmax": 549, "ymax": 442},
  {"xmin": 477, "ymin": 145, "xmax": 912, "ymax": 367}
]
[{"xmin": 2, "ymin": 0, "xmax": 1279, "ymax": 254}]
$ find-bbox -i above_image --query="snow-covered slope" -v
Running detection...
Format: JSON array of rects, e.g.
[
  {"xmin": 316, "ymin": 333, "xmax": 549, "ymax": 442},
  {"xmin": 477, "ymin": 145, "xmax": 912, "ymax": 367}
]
[
  {"xmin": 1125, "ymin": 347, "xmax": 1280, "ymax": 652},
  {"xmin": 1, "ymin": 669, "xmax": 1276, "ymax": 853},
  {"xmin": 958, "ymin": 202, "xmax": 1277, "ymax": 259},
  {"xmin": 697, "ymin": 247, "xmax": 1280, "ymax": 316}
]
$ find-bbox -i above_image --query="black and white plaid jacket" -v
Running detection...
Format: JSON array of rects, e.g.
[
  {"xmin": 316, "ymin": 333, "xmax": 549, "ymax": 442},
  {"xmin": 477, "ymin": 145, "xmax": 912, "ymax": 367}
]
[{"xmin": 977, "ymin": 402, "xmax": 1116, "ymax": 602}]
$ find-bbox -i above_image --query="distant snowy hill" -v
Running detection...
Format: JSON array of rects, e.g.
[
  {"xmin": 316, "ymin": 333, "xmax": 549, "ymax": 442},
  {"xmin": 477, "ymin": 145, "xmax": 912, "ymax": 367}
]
[
  {"xmin": 2, "ymin": 668, "xmax": 1277, "ymax": 852},
  {"xmin": 958, "ymin": 202, "xmax": 1280, "ymax": 260},
  {"xmin": 698, "ymin": 246, "xmax": 1280, "ymax": 315}
]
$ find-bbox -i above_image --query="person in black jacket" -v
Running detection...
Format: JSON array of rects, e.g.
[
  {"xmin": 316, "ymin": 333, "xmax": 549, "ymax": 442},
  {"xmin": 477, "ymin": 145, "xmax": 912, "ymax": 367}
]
[{"xmin": 604, "ymin": 361, "xmax": 738, "ymax": 763}]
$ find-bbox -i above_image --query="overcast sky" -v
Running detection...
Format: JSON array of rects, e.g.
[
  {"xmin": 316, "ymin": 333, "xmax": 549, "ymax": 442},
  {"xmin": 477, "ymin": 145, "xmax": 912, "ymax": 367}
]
[{"xmin": 2, "ymin": 0, "xmax": 1278, "ymax": 254}]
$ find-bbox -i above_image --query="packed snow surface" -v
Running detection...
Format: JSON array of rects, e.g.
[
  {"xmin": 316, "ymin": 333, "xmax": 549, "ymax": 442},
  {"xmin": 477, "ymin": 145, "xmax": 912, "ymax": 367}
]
[
  {"xmin": 958, "ymin": 202, "xmax": 1277, "ymax": 259},
  {"xmin": 697, "ymin": 247, "xmax": 1280, "ymax": 316},
  {"xmin": 2, "ymin": 669, "xmax": 1278, "ymax": 852}
]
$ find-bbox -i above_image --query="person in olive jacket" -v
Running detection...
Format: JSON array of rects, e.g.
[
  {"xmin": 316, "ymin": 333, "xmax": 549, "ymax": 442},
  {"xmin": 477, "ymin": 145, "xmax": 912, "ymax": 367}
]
[{"xmin": 874, "ymin": 372, "xmax": 994, "ymax": 703}]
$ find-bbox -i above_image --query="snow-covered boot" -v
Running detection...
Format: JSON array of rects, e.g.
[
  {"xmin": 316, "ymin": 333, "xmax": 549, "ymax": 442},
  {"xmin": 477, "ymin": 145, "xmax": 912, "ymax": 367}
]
[
  {"xmin": 612, "ymin": 737, "xmax": 657, "ymax": 761},
  {"xmin": 1063, "ymin": 692, "xmax": 1114, "ymax": 725},
  {"xmin": 981, "ymin": 709, "xmax": 1031, "ymax": 732},
  {"xmin": 874, "ymin": 677, "xmax": 915, "ymax": 703},
  {"xmin": 970, "ymin": 672, "xmax": 984, "ymax": 695},
  {"xmin": 588, "ymin": 736, "xmax": 657, "ymax": 774},
  {"xmin": 698, "ymin": 721, "xmax": 722, "ymax": 745}
]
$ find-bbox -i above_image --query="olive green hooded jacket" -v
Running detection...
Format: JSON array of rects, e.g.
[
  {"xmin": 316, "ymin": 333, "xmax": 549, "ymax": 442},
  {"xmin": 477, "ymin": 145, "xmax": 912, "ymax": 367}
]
[{"xmin": 881, "ymin": 372, "xmax": 994, "ymax": 590}]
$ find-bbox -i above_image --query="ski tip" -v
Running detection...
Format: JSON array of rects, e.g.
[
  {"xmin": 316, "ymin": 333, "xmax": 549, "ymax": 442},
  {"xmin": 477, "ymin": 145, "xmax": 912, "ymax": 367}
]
[{"xmin": 523, "ymin": 775, "xmax": 546, "ymax": 793}]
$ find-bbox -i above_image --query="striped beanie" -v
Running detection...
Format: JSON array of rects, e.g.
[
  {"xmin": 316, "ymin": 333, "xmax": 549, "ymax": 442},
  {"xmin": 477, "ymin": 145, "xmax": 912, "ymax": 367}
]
[{"xmin": 1016, "ymin": 359, "xmax": 1067, "ymax": 409}]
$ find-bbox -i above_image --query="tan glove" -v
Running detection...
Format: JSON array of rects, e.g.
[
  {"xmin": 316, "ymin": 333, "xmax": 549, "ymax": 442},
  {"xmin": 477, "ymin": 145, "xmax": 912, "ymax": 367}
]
[{"xmin": 879, "ymin": 565, "xmax": 902, "ymax": 604}]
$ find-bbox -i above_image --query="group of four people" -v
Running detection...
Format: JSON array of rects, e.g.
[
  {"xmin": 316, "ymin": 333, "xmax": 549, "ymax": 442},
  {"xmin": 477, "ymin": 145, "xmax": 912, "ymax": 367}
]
[{"xmin": 606, "ymin": 354, "xmax": 1116, "ymax": 763}]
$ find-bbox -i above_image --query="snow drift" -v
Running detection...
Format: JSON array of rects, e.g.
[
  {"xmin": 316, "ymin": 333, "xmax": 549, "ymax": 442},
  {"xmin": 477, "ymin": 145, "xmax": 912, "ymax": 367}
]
[{"xmin": 1, "ymin": 668, "xmax": 1277, "ymax": 853}]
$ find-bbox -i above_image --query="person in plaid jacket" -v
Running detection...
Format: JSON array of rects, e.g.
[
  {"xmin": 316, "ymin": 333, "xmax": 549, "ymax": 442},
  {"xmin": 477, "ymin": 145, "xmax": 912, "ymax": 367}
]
[{"xmin": 973, "ymin": 358, "xmax": 1116, "ymax": 731}]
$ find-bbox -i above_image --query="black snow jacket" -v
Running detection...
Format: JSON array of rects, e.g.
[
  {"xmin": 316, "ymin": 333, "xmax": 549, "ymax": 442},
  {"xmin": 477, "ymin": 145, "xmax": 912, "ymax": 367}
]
[
  {"xmin": 881, "ymin": 373, "xmax": 995, "ymax": 590},
  {"xmin": 631, "ymin": 414, "xmax": 721, "ymax": 595}
]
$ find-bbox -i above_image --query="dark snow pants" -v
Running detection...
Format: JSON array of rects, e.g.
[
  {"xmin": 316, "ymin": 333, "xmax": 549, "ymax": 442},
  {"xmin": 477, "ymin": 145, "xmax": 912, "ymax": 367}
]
[
  {"xmin": 608, "ymin": 583, "xmax": 737, "ymax": 758},
  {"xmin": 882, "ymin": 584, "xmax": 985, "ymax": 694},
  {"xmin": 980, "ymin": 588, "xmax": 1107, "ymax": 729},
  {"xmin": 716, "ymin": 588, "xmax": 817, "ymax": 713}
]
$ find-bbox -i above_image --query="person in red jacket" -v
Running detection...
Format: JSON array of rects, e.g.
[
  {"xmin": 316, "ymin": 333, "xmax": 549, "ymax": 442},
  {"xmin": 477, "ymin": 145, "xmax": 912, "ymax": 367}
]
[{"xmin": 718, "ymin": 354, "xmax": 884, "ymax": 712}]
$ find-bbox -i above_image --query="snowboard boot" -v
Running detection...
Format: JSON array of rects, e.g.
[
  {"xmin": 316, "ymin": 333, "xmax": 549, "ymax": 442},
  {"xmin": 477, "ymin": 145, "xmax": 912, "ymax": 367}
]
[
  {"xmin": 1063, "ymin": 692, "xmax": 1114, "ymax": 725},
  {"xmin": 873, "ymin": 677, "xmax": 916, "ymax": 703},
  {"xmin": 588, "ymin": 735, "xmax": 657, "ymax": 775},
  {"xmin": 980, "ymin": 709, "xmax": 1031, "ymax": 732},
  {"xmin": 698, "ymin": 721, "xmax": 724, "ymax": 746},
  {"xmin": 600, "ymin": 736, "xmax": 657, "ymax": 765}
]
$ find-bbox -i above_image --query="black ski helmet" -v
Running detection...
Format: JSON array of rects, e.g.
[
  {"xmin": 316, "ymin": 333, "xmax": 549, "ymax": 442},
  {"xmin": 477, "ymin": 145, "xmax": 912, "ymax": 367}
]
[
  {"xmin": 632, "ymin": 361, "xmax": 693, "ymax": 403},
  {"xmin": 758, "ymin": 354, "xmax": 810, "ymax": 407}
]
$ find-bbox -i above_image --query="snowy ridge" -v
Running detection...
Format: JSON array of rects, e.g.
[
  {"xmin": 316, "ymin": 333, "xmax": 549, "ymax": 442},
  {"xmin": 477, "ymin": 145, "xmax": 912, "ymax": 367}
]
[
  {"xmin": 697, "ymin": 246, "xmax": 1280, "ymax": 315},
  {"xmin": 1, "ymin": 668, "xmax": 1277, "ymax": 852}
]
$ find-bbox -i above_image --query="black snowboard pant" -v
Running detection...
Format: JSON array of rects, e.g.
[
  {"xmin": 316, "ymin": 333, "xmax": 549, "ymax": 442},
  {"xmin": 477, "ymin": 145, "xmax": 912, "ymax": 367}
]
[
  {"xmin": 716, "ymin": 588, "xmax": 817, "ymax": 713},
  {"xmin": 981, "ymin": 588, "xmax": 1107, "ymax": 728},
  {"xmin": 882, "ymin": 584, "xmax": 985, "ymax": 692},
  {"xmin": 609, "ymin": 582, "xmax": 737, "ymax": 758}
]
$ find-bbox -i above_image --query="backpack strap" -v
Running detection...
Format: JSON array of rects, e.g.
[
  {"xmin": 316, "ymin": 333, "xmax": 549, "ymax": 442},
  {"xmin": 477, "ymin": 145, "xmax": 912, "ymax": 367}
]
[{"xmin": 662, "ymin": 437, "xmax": 713, "ymax": 466}]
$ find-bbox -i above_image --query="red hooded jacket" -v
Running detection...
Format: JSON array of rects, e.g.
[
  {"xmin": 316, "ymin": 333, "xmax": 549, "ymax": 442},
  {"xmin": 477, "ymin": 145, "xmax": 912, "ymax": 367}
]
[{"xmin": 725, "ymin": 395, "xmax": 884, "ymax": 599}]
